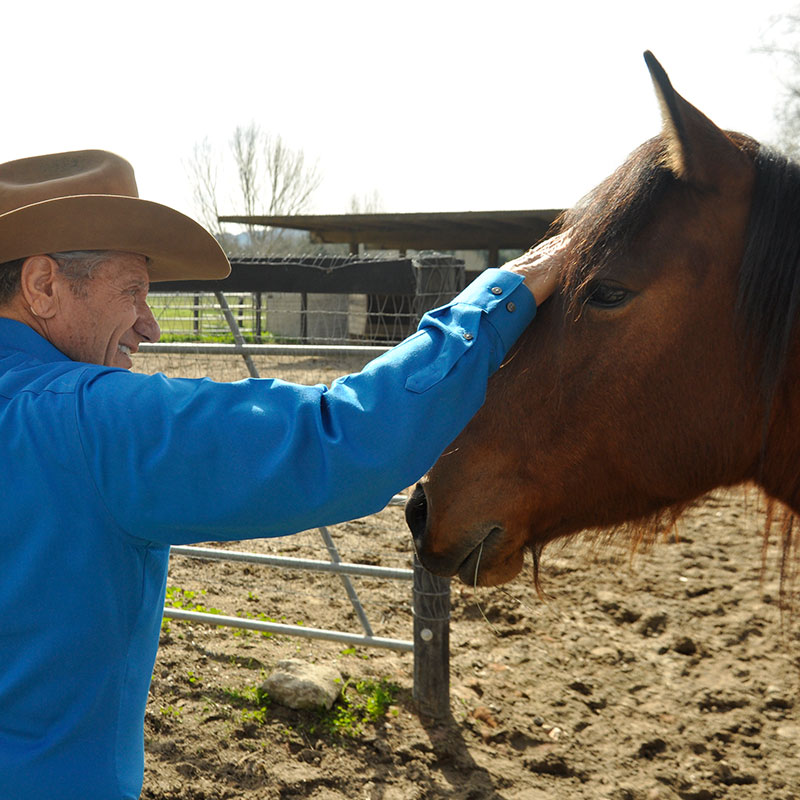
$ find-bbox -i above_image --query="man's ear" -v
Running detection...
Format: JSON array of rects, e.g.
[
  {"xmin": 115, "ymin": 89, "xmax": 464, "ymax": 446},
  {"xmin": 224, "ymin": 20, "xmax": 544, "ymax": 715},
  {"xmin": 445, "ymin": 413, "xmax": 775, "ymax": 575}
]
[{"xmin": 20, "ymin": 256, "xmax": 60, "ymax": 319}]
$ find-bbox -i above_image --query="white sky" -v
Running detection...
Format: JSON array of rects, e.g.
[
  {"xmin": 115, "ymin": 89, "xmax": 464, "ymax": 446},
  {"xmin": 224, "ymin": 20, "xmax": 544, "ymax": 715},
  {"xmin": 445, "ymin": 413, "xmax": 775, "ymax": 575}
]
[{"xmin": 5, "ymin": 0, "xmax": 798, "ymax": 221}]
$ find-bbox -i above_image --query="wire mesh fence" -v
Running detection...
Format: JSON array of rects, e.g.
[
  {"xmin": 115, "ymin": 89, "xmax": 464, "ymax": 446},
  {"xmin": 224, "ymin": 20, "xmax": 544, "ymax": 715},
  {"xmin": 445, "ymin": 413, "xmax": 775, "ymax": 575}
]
[
  {"xmin": 136, "ymin": 345, "xmax": 415, "ymax": 643},
  {"xmin": 148, "ymin": 252, "xmax": 465, "ymax": 346},
  {"xmin": 136, "ymin": 340, "xmax": 452, "ymax": 714}
]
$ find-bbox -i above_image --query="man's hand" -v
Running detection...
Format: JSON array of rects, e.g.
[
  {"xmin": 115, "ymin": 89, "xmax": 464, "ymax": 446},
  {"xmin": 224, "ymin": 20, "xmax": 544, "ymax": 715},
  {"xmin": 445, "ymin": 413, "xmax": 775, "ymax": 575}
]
[{"xmin": 501, "ymin": 230, "xmax": 571, "ymax": 306}]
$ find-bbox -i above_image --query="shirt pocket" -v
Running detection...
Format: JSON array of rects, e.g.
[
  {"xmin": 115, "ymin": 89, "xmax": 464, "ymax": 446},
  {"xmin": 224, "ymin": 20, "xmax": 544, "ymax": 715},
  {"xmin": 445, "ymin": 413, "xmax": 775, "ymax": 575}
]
[{"xmin": 405, "ymin": 304, "xmax": 481, "ymax": 394}]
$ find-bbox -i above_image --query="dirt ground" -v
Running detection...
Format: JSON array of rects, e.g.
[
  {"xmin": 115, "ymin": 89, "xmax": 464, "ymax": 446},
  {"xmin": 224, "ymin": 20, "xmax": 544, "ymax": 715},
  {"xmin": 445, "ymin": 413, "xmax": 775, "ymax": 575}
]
[{"xmin": 135, "ymin": 352, "xmax": 800, "ymax": 800}]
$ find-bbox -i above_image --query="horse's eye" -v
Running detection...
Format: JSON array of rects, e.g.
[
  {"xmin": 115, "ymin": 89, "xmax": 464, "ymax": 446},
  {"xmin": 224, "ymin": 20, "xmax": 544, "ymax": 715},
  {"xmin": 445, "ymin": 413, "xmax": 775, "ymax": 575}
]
[{"xmin": 585, "ymin": 282, "xmax": 631, "ymax": 309}]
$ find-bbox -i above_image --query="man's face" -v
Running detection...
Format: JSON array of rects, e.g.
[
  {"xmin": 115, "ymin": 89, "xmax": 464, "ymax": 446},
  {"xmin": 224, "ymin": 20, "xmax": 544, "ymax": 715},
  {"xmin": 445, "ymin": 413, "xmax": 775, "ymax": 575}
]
[{"xmin": 51, "ymin": 252, "xmax": 161, "ymax": 368}]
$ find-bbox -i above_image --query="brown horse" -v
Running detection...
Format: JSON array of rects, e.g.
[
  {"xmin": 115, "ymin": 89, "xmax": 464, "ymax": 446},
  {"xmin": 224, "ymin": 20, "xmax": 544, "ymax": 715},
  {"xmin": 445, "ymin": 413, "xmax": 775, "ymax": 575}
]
[{"xmin": 406, "ymin": 51, "xmax": 800, "ymax": 590}]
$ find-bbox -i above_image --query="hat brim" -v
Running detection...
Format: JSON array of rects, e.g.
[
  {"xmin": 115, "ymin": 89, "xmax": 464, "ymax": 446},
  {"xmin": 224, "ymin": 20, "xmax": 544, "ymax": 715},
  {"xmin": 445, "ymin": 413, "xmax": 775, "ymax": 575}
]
[{"xmin": 0, "ymin": 194, "xmax": 230, "ymax": 282}]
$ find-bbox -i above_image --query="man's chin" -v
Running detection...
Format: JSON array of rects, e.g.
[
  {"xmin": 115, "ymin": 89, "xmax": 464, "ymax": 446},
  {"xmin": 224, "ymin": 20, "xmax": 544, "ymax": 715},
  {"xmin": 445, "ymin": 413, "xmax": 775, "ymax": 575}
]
[{"xmin": 109, "ymin": 350, "xmax": 133, "ymax": 369}]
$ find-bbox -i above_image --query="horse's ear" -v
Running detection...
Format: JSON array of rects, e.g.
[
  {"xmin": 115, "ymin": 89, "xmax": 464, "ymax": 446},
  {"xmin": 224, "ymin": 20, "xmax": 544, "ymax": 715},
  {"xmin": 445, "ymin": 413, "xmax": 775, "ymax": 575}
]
[{"xmin": 644, "ymin": 50, "xmax": 746, "ymax": 188}]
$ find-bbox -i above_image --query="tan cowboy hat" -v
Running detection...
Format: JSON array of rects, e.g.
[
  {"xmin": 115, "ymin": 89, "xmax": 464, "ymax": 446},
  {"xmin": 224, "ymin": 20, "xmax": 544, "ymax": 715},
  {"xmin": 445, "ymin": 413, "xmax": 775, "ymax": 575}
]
[{"xmin": 0, "ymin": 149, "xmax": 230, "ymax": 282}]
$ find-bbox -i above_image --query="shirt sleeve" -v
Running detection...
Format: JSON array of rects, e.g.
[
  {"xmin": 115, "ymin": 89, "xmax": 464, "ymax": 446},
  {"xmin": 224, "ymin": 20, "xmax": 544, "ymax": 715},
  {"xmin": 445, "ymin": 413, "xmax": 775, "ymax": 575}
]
[{"xmin": 75, "ymin": 268, "xmax": 536, "ymax": 544}]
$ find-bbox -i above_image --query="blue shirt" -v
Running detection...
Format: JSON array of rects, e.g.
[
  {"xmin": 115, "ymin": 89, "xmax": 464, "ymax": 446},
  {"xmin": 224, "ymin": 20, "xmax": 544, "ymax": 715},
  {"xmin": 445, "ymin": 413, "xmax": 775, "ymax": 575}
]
[{"xmin": 0, "ymin": 268, "xmax": 535, "ymax": 799}]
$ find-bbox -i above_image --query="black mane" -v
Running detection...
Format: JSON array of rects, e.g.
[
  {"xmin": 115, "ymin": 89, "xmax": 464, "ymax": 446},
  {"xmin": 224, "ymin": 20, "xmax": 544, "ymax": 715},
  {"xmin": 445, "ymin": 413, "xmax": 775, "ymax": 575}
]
[{"xmin": 738, "ymin": 146, "xmax": 800, "ymax": 405}]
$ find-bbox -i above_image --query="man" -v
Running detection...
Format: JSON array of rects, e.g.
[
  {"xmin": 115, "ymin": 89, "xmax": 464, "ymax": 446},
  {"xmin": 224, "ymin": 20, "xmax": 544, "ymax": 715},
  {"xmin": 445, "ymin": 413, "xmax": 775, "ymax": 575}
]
[{"xmin": 0, "ymin": 149, "xmax": 568, "ymax": 799}]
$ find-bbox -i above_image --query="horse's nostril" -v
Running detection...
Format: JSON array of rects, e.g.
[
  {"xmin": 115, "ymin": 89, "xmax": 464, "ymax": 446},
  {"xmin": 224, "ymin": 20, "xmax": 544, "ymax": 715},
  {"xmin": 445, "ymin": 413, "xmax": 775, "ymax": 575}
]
[{"xmin": 404, "ymin": 483, "xmax": 429, "ymax": 542}]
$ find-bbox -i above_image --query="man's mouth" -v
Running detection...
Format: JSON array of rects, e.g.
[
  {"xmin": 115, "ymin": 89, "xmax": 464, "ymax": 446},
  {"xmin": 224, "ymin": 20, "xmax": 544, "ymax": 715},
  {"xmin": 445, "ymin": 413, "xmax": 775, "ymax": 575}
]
[{"xmin": 118, "ymin": 344, "xmax": 132, "ymax": 356}]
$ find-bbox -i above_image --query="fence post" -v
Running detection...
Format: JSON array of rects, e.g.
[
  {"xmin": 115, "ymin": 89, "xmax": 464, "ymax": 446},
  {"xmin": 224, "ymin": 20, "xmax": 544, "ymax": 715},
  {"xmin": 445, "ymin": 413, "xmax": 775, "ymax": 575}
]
[
  {"xmin": 213, "ymin": 291, "xmax": 259, "ymax": 378},
  {"xmin": 412, "ymin": 555, "xmax": 451, "ymax": 719},
  {"xmin": 193, "ymin": 293, "xmax": 200, "ymax": 337}
]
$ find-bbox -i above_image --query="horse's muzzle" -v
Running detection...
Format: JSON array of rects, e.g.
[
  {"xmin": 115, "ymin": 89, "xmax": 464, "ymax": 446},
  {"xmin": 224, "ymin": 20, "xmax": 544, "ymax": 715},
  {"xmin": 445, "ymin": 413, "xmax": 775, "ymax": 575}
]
[
  {"xmin": 405, "ymin": 483, "xmax": 457, "ymax": 576},
  {"xmin": 406, "ymin": 482, "xmax": 497, "ymax": 579},
  {"xmin": 405, "ymin": 482, "xmax": 430, "ymax": 558}
]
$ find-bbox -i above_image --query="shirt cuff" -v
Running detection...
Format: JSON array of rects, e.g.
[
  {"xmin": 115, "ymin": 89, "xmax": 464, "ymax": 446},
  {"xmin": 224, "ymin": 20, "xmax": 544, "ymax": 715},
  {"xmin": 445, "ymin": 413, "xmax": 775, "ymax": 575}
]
[{"xmin": 451, "ymin": 267, "xmax": 537, "ymax": 352}]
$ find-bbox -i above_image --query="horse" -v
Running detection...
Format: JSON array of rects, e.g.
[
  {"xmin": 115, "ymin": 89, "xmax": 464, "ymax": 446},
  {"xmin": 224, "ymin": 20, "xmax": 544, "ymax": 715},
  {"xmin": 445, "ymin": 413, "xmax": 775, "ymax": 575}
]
[{"xmin": 406, "ymin": 51, "xmax": 800, "ymax": 594}]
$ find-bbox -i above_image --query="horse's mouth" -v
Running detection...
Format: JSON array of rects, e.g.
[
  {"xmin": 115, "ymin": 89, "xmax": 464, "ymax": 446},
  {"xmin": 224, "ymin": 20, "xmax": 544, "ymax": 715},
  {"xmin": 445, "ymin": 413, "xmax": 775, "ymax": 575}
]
[
  {"xmin": 455, "ymin": 527, "xmax": 510, "ymax": 585},
  {"xmin": 406, "ymin": 484, "xmax": 524, "ymax": 585}
]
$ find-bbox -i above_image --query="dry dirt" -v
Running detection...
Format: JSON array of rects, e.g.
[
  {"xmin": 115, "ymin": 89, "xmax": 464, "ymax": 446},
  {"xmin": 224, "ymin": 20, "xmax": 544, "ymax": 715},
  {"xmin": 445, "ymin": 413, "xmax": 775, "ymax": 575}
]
[{"xmin": 134, "ymin": 352, "xmax": 800, "ymax": 800}]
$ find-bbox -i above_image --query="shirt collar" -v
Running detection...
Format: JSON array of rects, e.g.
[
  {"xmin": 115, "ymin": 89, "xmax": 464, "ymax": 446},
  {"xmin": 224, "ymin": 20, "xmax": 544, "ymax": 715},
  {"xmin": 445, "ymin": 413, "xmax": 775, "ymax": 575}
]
[{"xmin": 0, "ymin": 317, "xmax": 71, "ymax": 364}]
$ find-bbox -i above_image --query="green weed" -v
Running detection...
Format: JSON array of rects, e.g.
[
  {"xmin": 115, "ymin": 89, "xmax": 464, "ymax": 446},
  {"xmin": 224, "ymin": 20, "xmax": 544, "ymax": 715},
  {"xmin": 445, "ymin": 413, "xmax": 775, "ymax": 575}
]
[
  {"xmin": 222, "ymin": 684, "xmax": 270, "ymax": 709},
  {"xmin": 316, "ymin": 678, "xmax": 399, "ymax": 739},
  {"xmin": 221, "ymin": 684, "xmax": 271, "ymax": 726},
  {"xmin": 339, "ymin": 646, "xmax": 370, "ymax": 660},
  {"xmin": 164, "ymin": 586, "xmax": 223, "ymax": 616}
]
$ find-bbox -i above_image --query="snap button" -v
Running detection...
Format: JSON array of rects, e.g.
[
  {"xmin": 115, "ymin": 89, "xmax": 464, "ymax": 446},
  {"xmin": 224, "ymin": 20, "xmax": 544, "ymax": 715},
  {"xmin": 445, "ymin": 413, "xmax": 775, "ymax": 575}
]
[
  {"xmin": 463, "ymin": 332, "xmax": 474, "ymax": 341},
  {"xmin": 506, "ymin": 301, "xmax": 516, "ymax": 312},
  {"xmin": 491, "ymin": 286, "xmax": 503, "ymax": 295}
]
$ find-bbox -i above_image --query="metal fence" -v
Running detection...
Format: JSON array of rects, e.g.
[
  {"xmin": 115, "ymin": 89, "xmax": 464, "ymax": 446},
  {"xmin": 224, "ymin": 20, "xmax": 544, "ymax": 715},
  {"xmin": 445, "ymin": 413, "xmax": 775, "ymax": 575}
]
[
  {"xmin": 139, "ymin": 255, "xmax": 462, "ymax": 717},
  {"xmin": 148, "ymin": 252, "xmax": 465, "ymax": 347}
]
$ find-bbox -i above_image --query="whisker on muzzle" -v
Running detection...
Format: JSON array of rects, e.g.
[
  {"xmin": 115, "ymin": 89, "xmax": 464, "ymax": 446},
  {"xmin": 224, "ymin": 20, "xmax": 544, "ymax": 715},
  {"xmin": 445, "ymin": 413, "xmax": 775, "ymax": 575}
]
[{"xmin": 473, "ymin": 540, "xmax": 501, "ymax": 636}]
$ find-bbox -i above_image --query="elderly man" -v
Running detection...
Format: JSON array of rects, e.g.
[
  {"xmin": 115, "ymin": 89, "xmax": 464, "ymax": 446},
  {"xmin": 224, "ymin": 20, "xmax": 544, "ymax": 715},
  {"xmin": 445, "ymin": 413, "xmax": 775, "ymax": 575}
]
[{"xmin": 0, "ymin": 149, "xmax": 568, "ymax": 799}]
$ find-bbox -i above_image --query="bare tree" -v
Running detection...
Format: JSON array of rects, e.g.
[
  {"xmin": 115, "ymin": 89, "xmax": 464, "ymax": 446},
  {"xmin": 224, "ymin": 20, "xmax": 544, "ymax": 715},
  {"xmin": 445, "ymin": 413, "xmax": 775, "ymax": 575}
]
[
  {"xmin": 760, "ymin": 9, "xmax": 800, "ymax": 158},
  {"xmin": 348, "ymin": 189, "xmax": 384, "ymax": 215},
  {"xmin": 187, "ymin": 138, "xmax": 222, "ymax": 234},
  {"xmin": 231, "ymin": 125, "xmax": 260, "ymax": 220},
  {"xmin": 187, "ymin": 124, "xmax": 322, "ymax": 254}
]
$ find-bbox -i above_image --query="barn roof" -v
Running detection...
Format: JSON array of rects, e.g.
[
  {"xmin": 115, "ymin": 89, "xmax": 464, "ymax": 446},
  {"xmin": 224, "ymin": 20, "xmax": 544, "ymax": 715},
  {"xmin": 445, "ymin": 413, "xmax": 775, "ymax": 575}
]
[{"xmin": 217, "ymin": 209, "xmax": 562, "ymax": 256}]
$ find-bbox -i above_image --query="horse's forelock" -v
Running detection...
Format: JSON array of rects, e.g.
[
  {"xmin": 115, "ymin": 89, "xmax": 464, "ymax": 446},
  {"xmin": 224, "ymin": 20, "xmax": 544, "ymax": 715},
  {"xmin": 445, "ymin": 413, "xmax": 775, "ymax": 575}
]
[{"xmin": 557, "ymin": 136, "xmax": 676, "ymax": 316}]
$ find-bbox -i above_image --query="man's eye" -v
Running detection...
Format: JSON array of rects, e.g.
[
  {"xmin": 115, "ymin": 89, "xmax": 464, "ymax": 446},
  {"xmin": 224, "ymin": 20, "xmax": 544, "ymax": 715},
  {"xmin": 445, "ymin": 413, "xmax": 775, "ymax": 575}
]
[{"xmin": 585, "ymin": 282, "xmax": 632, "ymax": 309}]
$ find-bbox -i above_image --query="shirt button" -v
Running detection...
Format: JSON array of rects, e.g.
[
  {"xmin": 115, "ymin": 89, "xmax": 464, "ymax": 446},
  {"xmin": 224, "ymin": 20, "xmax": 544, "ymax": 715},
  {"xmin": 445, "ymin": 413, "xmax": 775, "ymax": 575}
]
[
  {"xmin": 506, "ymin": 301, "xmax": 516, "ymax": 312},
  {"xmin": 463, "ymin": 332, "xmax": 474, "ymax": 341},
  {"xmin": 491, "ymin": 286, "xmax": 503, "ymax": 295}
]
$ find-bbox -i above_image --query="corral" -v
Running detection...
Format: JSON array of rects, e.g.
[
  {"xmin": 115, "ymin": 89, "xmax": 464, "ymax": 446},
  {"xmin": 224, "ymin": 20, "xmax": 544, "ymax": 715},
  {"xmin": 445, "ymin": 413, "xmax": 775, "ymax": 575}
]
[
  {"xmin": 136, "ymin": 217, "xmax": 799, "ymax": 796},
  {"xmin": 136, "ymin": 345, "xmax": 800, "ymax": 800},
  {"xmin": 142, "ymin": 253, "xmax": 465, "ymax": 718}
]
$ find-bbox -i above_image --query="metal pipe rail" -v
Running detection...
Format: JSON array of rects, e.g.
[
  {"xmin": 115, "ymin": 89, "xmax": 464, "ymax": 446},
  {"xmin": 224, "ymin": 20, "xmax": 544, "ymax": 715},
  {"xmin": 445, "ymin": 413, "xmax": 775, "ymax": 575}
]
[
  {"xmin": 170, "ymin": 544, "xmax": 413, "ymax": 581},
  {"xmin": 163, "ymin": 608, "xmax": 413, "ymax": 652},
  {"xmin": 139, "ymin": 342, "xmax": 390, "ymax": 358},
  {"xmin": 149, "ymin": 299, "xmax": 450, "ymax": 715}
]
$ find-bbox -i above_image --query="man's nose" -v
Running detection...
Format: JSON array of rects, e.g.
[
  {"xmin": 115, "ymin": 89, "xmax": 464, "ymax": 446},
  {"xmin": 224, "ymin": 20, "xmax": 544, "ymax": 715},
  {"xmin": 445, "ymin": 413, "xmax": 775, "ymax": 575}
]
[{"xmin": 136, "ymin": 301, "xmax": 161, "ymax": 343}]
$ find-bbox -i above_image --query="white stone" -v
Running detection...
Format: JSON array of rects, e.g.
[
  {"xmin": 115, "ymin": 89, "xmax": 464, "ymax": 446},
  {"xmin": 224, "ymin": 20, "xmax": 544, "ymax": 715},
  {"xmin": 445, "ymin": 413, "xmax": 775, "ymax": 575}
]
[{"xmin": 261, "ymin": 658, "xmax": 343, "ymax": 711}]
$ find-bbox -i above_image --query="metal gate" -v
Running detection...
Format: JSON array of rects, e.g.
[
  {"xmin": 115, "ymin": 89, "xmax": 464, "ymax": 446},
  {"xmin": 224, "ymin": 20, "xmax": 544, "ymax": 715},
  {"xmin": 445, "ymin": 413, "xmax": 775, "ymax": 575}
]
[{"xmin": 142, "ymin": 291, "xmax": 452, "ymax": 717}]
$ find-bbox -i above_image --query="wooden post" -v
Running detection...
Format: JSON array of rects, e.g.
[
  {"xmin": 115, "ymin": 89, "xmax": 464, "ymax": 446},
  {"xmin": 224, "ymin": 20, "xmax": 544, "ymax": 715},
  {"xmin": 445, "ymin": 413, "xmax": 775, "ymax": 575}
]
[
  {"xmin": 300, "ymin": 292, "xmax": 308, "ymax": 342},
  {"xmin": 254, "ymin": 292, "xmax": 262, "ymax": 343},
  {"xmin": 193, "ymin": 293, "xmax": 200, "ymax": 336},
  {"xmin": 412, "ymin": 555, "xmax": 451, "ymax": 718}
]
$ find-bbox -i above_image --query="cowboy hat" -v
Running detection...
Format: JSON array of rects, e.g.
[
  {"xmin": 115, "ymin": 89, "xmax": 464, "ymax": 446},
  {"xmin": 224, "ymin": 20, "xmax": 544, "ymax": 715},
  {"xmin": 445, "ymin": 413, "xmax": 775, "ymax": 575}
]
[{"xmin": 0, "ymin": 149, "xmax": 230, "ymax": 282}]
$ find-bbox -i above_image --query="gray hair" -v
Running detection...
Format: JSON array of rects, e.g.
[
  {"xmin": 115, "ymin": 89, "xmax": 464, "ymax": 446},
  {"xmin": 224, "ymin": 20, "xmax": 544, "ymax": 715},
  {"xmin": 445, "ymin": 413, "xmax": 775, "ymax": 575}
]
[
  {"xmin": 0, "ymin": 250, "xmax": 123, "ymax": 305},
  {"xmin": 48, "ymin": 250, "xmax": 120, "ymax": 296}
]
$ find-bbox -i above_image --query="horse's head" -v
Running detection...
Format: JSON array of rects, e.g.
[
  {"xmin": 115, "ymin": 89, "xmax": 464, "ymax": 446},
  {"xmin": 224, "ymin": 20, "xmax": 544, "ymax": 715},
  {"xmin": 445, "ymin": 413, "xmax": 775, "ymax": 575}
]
[{"xmin": 407, "ymin": 52, "xmax": 793, "ymax": 587}]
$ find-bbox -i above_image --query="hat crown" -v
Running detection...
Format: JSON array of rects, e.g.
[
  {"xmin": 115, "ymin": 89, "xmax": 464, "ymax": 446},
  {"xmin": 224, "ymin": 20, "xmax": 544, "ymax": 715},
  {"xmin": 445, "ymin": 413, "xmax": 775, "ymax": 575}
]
[
  {"xmin": 0, "ymin": 150, "xmax": 139, "ymax": 215},
  {"xmin": 0, "ymin": 148, "xmax": 230, "ymax": 282}
]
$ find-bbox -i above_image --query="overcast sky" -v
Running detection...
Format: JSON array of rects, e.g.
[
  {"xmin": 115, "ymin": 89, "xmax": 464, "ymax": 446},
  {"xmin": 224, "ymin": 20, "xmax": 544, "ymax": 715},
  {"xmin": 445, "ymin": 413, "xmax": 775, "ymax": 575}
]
[{"xmin": 5, "ymin": 1, "xmax": 797, "ymax": 221}]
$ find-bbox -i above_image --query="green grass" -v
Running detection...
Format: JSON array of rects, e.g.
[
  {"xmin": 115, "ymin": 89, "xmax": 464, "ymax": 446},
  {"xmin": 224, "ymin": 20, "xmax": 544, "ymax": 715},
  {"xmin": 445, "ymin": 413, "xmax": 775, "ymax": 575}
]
[
  {"xmin": 157, "ymin": 332, "xmax": 273, "ymax": 344},
  {"xmin": 161, "ymin": 585, "xmax": 304, "ymax": 638},
  {"xmin": 164, "ymin": 586, "xmax": 223, "ymax": 616},
  {"xmin": 222, "ymin": 684, "xmax": 270, "ymax": 708},
  {"xmin": 161, "ymin": 585, "xmax": 223, "ymax": 633},
  {"xmin": 216, "ymin": 677, "xmax": 400, "ymax": 740},
  {"xmin": 314, "ymin": 678, "xmax": 400, "ymax": 739},
  {"xmin": 159, "ymin": 704, "xmax": 182, "ymax": 720},
  {"xmin": 147, "ymin": 293, "xmax": 274, "ymax": 342}
]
